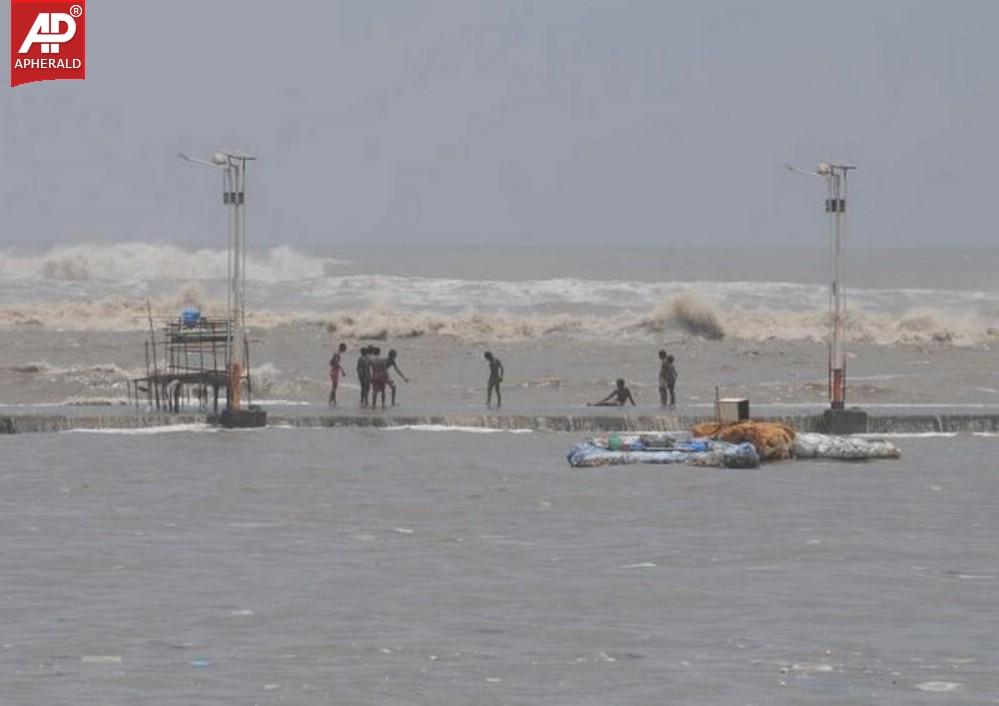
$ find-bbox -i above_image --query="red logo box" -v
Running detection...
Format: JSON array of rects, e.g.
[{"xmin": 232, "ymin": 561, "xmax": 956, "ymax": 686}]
[{"xmin": 10, "ymin": 0, "xmax": 85, "ymax": 87}]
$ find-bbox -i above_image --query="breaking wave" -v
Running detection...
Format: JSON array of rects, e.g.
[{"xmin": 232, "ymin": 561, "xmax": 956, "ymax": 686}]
[
  {"xmin": 0, "ymin": 360, "xmax": 140, "ymax": 384},
  {"xmin": 317, "ymin": 300, "xmax": 999, "ymax": 346},
  {"xmin": 0, "ymin": 286, "xmax": 292, "ymax": 330},
  {"xmin": 0, "ymin": 358, "xmax": 312, "ymax": 404},
  {"xmin": 643, "ymin": 291, "xmax": 726, "ymax": 340},
  {"xmin": 0, "ymin": 288, "xmax": 997, "ymax": 345},
  {"xmin": 0, "ymin": 243, "xmax": 345, "ymax": 282},
  {"xmin": 0, "ymin": 243, "xmax": 996, "ymax": 346},
  {"xmin": 0, "ymin": 290, "xmax": 996, "ymax": 346}
]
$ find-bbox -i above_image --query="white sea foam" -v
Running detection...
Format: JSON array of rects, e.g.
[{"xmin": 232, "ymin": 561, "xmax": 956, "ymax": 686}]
[
  {"xmin": 687, "ymin": 402, "xmax": 997, "ymax": 411},
  {"xmin": 859, "ymin": 403, "xmax": 997, "ymax": 409},
  {"xmin": 857, "ymin": 432, "xmax": 959, "ymax": 439},
  {"xmin": 382, "ymin": 425, "xmax": 533, "ymax": 434},
  {"xmin": 63, "ymin": 396, "xmax": 131, "ymax": 407},
  {"xmin": 791, "ymin": 662, "xmax": 835, "ymax": 673},
  {"xmin": 0, "ymin": 401, "xmax": 66, "ymax": 408},
  {"xmin": 80, "ymin": 655, "xmax": 123, "ymax": 664},
  {"xmin": 914, "ymin": 681, "xmax": 962, "ymax": 693},
  {"xmin": 251, "ymin": 399, "xmax": 312, "ymax": 407},
  {"xmin": 65, "ymin": 423, "xmax": 216, "ymax": 435}
]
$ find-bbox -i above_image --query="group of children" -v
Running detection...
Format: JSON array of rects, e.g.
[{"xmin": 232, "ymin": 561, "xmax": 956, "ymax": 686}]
[
  {"xmin": 587, "ymin": 349, "xmax": 677, "ymax": 408},
  {"xmin": 328, "ymin": 345, "xmax": 677, "ymax": 410},
  {"xmin": 328, "ymin": 343, "xmax": 409, "ymax": 409}
]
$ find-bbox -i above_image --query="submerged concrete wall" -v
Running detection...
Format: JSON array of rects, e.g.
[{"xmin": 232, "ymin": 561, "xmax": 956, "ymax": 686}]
[
  {"xmin": 866, "ymin": 414, "xmax": 999, "ymax": 434},
  {"xmin": 3, "ymin": 411, "xmax": 998, "ymax": 435},
  {"xmin": 0, "ymin": 413, "xmax": 205, "ymax": 434},
  {"xmin": 270, "ymin": 413, "xmax": 999, "ymax": 434},
  {"xmin": 270, "ymin": 414, "xmax": 692, "ymax": 432}
]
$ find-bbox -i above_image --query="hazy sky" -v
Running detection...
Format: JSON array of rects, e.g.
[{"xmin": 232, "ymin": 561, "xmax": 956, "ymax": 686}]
[{"xmin": 2, "ymin": 0, "xmax": 998, "ymax": 248}]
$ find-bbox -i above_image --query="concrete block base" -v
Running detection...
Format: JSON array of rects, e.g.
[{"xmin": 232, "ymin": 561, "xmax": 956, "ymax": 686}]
[
  {"xmin": 212, "ymin": 405, "xmax": 267, "ymax": 429},
  {"xmin": 822, "ymin": 408, "xmax": 869, "ymax": 435}
]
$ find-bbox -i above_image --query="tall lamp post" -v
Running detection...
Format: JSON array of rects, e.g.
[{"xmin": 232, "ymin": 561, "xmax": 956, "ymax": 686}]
[
  {"xmin": 786, "ymin": 161, "xmax": 855, "ymax": 410},
  {"xmin": 179, "ymin": 149, "xmax": 262, "ymax": 424}
]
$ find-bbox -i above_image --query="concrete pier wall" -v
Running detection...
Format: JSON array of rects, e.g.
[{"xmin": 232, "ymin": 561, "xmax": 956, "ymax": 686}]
[
  {"xmin": 0, "ymin": 413, "xmax": 205, "ymax": 434},
  {"xmin": 270, "ymin": 414, "xmax": 693, "ymax": 432},
  {"xmin": 3, "ymin": 411, "xmax": 999, "ymax": 435},
  {"xmin": 268, "ymin": 413, "xmax": 999, "ymax": 434},
  {"xmin": 866, "ymin": 414, "xmax": 999, "ymax": 434}
]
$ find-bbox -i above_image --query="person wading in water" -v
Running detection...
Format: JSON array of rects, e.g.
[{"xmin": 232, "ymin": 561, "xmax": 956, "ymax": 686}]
[
  {"xmin": 484, "ymin": 351, "xmax": 504, "ymax": 408},
  {"xmin": 328, "ymin": 342, "xmax": 347, "ymax": 406}
]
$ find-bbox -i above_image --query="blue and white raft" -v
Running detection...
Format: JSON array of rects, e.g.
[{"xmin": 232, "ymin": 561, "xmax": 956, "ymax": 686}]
[{"xmin": 567, "ymin": 432, "xmax": 760, "ymax": 469}]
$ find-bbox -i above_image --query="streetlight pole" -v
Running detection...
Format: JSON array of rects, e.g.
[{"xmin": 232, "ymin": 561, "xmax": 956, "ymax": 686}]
[
  {"xmin": 222, "ymin": 152, "xmax": 254, "ymax": 410},
  {"xmin": 786, "ymin": 161, "xmax": 856, "ymax": 410},
  {"xmin": 179, "ymin": 149, "xmax": 256, "ymax": 413}
]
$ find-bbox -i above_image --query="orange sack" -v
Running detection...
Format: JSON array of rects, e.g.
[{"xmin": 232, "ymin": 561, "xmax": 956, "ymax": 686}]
[{"xmin": 690, "ymin": 421, "xmax": 796, "ymax": 461}]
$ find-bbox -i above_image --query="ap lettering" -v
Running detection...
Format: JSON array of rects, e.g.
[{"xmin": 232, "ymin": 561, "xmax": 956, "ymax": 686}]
[{"xmin": 19, "ymin": 13, "xmax": 76, "ymax": 54}]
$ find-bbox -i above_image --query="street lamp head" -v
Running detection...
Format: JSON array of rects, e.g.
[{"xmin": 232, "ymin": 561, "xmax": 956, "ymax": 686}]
[
  {"xmin": 212, "ymin": 152, "xmax": 229, "ymax": 166},
  {"xmin": 816, "ymin": 162, "xmax": 832, "ymax": 176}
]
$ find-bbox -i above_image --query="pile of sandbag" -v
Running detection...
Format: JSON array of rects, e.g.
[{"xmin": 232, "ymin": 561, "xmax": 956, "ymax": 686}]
[
  {"xmin": 690, "ymin": 421, "xmax": 796, "ymax": 460},
  {"xmin": 792, "ymin": 433, "xmax": 901, "ymax": 460}
]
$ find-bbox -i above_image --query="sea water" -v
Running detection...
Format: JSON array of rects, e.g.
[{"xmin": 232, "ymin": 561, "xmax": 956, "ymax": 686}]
[{"xmin": 1, "ymin": 428, "xmax": 996, "ymax": 704}]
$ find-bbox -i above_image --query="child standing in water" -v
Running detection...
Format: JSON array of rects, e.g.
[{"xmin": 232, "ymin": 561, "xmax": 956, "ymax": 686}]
[
  {"xmin": 664, "ymin": 354, "xmax": 678, "ymax": 408},
  {"xmin": 357, "ymin": 346, "xmax": 372, "ymax": 407},
  {"xmin": 484, "ymin": 351, "xmax": 504, "ymax": 408},
  {"xmin": 328, "ymin": 342, "xmax": 347, "ymax": 406},
  {"xmin": 369, "ymin": 351, "xmax": 388, "ymax": 409},
  {"xmin": 385, "ymin": 349, "xmax": 409, "ymax": 406},
  {"xmin": 658, "ymin": 349, "xmax": 669, "ymax": 407},
  {"xmin": 589, "ymin": 379, "xmax": 636, "ymax": 407}
]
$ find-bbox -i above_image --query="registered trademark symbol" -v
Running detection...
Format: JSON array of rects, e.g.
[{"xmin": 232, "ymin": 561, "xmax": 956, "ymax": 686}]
[{"xmin": 70, "ymin": 4, "xmax": 83, "ymax": 17}]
